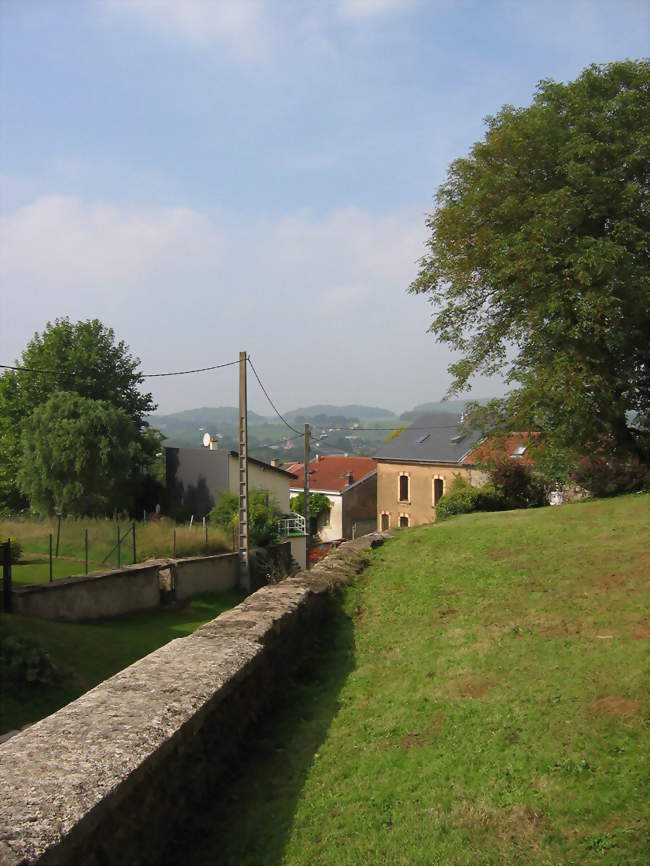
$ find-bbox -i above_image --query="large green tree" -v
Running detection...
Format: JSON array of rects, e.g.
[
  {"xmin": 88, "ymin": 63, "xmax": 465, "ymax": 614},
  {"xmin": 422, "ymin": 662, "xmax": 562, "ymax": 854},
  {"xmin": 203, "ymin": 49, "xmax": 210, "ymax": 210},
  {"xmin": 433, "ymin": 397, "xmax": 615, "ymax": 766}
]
[
  {"xmin": 410, "ymin": 61, "xmax": 650, "ymax": 461},
  {"xmin": 18, "ymin": 392, "xmax": 137, "ymax": 515},
  {"xmin": 0, "ymin": 318, "xmax": 158, "ymax": 514}
]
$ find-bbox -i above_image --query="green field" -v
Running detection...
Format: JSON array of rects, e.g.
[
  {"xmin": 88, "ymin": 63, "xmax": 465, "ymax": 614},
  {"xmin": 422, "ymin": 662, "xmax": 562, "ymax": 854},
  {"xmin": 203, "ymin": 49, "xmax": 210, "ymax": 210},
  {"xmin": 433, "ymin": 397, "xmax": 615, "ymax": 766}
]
[
  {"xmin": 0, "ymin": 590, "xmax": 245, "ymax": 734},
  {"xmin": 181, "ymin": 493, "xmax": 649, "ymax": 866},
  {"xmin": 0, "ymin": 516, "xmax": 230, "ymax": 584}
]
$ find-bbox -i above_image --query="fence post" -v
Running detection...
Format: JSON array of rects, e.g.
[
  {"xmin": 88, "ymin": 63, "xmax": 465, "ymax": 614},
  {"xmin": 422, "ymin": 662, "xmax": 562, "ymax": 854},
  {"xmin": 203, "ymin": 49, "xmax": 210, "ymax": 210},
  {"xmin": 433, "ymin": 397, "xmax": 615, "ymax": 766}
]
[
  {"xmin": 173, "ymin": 528, "xmax": 176, "ymax": 558},
  {"xmin": 85, "ymin": 529, "xmax": 88, "ymax": 575},
  {"xmin": 3, "ymin": 540, "xmax": 12, "ymax": 613},
  {"xmin": 117, "ymin": 524, "xmax": 121, "ymax": 568},
  {"xmin": 49, "ymin": 533, "xmax": 53, "ymax": 582},
  {"xmin": 55, "ymin": 514, "xmax": 61, "ymax": 558},
  {"xmin": 205, "ymin": 522, "xmax": 208, "ymax": 548},
  {"xmin": 132, "ymin": 522, "xmax": 136, "ymax": 564}
]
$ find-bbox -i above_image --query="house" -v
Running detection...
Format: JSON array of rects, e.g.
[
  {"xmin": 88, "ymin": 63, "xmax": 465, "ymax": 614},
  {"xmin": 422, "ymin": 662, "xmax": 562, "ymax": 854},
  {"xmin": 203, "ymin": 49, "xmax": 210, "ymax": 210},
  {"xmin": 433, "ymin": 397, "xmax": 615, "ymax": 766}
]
[
  {"xmin": 373, "ymin": 413, "xmax": 485, "ymax": 530},
  {"xmin": 374, "ymin": 414, "xmax": 537, "ymax": 529},
  {"xmin": 165, "ymin": 446, "xmax": 297, "ymax": 517},
  {"xmin": 286, "ymin": 454, "xmax": 377, "ymax": 542}
]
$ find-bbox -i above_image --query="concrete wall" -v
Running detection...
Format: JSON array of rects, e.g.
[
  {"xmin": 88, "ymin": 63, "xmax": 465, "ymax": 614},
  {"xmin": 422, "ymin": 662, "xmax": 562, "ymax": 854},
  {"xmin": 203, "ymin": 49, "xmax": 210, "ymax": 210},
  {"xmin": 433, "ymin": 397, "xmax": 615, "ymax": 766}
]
[
  {"xmin": 229, "ymin": 454, "xmax": 292, "ymax": 512},
  {"xmin": 173, "ymin": 553, "xmax": 239, "ymax": 601},
  {"xmin": 11, "ymin": 563, "xmax": 163, "ymax": 622},
  {"xmin": 376, "ymin": 461, "xmax": 487, "ymax": 528},
  {"xmin": 11, "ymin": 554, "xmax": 241, "ymax": 621},
  {"xmin": 0, "ymin": 535, "xmax": 384, "ymax": 866},
  {"xmin": 342, "ymin": 473, "xmax": 377, "ymax": 540},
  {"xmin": 315, "ymin": 492, "xmax": 342, "ymax": 543},
  {"xmin": 288, "ymin": 534, "xmax": 307, "ymax": 571}
]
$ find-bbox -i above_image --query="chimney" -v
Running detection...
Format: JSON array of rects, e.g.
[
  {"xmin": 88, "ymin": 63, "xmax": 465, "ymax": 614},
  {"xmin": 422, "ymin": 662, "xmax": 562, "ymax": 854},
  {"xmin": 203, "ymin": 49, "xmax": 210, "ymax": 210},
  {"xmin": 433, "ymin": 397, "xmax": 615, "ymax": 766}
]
[
  {"xmin": 315, "ymin": 453, "xmax": 320, "ymax": 462},
  {"xmin": 347, "ymin": 472, "xmax": 353, "ymax": 484}
]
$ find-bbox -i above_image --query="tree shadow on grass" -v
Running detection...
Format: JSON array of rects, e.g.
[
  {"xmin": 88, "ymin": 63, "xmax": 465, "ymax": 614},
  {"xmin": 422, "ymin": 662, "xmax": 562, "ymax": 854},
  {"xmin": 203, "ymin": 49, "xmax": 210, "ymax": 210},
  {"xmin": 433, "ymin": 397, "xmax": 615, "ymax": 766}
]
[{"xmin": 172, "ymin": 596, "xmax": 356, "ymax": 866}]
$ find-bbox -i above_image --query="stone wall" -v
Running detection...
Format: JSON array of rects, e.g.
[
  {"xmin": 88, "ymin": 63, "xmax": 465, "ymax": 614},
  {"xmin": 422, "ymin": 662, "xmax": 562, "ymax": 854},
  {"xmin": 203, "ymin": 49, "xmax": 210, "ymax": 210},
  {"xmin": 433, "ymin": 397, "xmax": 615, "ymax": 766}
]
[{"xmin": 0, "ymin": 535, "xmax": 384, "ymax": 866}]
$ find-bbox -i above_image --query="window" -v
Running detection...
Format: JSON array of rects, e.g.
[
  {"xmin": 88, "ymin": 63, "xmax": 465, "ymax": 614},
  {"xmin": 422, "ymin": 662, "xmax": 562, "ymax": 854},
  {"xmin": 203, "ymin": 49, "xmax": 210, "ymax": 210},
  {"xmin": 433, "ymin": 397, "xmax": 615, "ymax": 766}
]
[
  {"xmin": 399, "ymin": 473, "xmax": 409, "ymax": 502},
  {"xmin": 381, "ymin": 513, "xmax": 389, "ymax": 531},
  {"xmin": 322, "ymin": 508, "xmax": 331, "ymax": 527},
  {"xmin": 399, "ymin": 515, "xmax": 409, "ymax": 528},
  {"xmin": 433, "ymin": 477, "xmax": 444, "ymax": 505}
]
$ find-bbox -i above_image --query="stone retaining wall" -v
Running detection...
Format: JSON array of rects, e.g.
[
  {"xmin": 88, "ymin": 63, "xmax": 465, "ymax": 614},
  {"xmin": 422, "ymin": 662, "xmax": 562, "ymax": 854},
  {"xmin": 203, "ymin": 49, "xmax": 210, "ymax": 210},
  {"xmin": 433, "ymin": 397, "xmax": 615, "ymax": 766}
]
[{"xmin": 0, "ymin": 535, "xmax": 384, "ymax": 866}]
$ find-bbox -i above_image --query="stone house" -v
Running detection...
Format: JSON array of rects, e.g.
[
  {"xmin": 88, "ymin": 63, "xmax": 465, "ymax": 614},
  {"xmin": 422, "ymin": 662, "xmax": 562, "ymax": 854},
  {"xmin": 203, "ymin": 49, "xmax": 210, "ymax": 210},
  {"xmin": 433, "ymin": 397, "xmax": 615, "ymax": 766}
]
[
  {"xmin": 374, "ymin": 415, "xmax": 537, "ymax": 529},
  {"xmin": 287, "ymin": 454, "xmax": 377, "ymax": 542}
]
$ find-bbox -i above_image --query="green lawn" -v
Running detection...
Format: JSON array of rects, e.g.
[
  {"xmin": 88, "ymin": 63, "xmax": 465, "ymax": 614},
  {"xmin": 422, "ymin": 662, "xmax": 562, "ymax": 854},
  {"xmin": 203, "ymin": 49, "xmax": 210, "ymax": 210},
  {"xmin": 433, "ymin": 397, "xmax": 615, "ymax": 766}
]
[
  {"xmin": 181, "ymin": 493, "xmax": 649, "ymax": 866},
  {"xmin": 0, "ymin": 590, "xmax": 245, "ymax": 733},
  {"xmin": 10, "ymin": 556, "xmax": 110, "ymax": 585}
]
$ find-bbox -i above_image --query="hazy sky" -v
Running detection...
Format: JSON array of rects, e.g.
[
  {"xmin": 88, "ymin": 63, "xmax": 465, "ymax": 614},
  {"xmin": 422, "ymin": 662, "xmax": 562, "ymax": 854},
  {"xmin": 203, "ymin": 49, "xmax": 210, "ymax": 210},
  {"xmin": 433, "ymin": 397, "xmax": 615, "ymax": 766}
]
[{"xmin": 1, "ymin": 1, "xmax": 648, "ymax": 415}]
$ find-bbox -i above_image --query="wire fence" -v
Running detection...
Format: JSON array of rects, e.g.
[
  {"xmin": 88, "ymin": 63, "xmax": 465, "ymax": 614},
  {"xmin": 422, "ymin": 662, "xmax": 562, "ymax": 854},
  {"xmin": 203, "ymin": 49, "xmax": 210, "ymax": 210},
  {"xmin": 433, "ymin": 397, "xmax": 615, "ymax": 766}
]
[{"xmin": 0, "ymin": 516, "xmax": 231, "ymax": 586}]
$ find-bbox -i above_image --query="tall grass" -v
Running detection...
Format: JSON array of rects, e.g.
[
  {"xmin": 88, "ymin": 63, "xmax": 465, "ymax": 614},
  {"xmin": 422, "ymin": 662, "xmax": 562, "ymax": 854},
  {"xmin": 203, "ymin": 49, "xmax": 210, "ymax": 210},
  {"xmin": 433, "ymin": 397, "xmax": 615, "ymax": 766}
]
[{"xmin": 0, "ymin": 516, "xmax": 230, "ymax": 568}]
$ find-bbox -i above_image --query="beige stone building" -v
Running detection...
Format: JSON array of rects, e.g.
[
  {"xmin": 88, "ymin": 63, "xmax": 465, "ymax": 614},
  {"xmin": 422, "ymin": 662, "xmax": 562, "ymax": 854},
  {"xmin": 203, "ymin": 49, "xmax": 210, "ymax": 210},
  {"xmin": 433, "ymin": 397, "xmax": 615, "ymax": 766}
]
[{"xmin": 374, "ymin": 413, "xmax": 487, "ymax": 529}]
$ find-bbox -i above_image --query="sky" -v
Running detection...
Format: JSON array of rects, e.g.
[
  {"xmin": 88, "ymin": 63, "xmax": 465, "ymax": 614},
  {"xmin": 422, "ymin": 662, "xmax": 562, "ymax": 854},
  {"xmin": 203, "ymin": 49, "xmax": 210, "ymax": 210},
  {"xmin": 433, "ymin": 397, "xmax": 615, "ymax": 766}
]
[{"xmin": 1, "ymin": 0, "xmax": 648, "ymax": 416}]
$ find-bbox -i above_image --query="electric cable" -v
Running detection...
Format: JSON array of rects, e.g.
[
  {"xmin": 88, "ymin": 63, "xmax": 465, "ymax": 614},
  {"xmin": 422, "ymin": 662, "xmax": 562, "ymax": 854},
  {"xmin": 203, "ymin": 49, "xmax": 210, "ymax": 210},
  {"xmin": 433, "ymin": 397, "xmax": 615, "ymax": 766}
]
[{"xmin": 246, "ymin": 357, "xmax": 303, "ymax": 436}]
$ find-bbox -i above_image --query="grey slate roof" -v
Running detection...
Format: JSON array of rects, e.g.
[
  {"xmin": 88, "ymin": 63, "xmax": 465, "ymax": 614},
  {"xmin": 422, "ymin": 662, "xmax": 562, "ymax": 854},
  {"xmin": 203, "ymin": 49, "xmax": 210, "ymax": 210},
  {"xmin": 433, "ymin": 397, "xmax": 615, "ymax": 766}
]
[{"xmin": 374, "ymin": 412, "xmax": 482, "ymax": 465}]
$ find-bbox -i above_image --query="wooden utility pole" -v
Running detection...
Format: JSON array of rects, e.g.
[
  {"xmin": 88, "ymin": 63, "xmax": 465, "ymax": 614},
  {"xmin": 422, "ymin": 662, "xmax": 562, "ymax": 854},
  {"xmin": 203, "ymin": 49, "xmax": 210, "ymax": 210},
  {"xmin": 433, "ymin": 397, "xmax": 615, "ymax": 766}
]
[
  {"xmin": 303, "ymin": 423, "xmax": 310, "ymax": 569},
  {"xmin": 238, "ymin": 351, "xmax": 250, "ymax": 590}
]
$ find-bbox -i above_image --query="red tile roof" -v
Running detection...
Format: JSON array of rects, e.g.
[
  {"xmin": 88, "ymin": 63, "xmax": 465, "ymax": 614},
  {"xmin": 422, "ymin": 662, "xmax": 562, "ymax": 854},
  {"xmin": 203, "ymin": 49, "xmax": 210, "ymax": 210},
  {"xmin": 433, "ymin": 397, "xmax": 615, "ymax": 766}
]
[
  {"xmin": 462, "ymin": 432, "xmax": 538, "ymax": 465},
  {"xmin": 287, "ymin": 455, "xmax": 377, "ymax": 492}
]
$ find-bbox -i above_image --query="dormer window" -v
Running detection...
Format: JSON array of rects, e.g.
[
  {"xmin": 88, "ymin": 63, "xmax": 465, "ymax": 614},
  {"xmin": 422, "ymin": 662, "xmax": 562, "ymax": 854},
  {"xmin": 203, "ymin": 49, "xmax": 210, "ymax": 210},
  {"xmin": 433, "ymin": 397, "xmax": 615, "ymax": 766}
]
[{"xmin": 511, "ymin": 445, "xmax": 527, "ymax": 458}]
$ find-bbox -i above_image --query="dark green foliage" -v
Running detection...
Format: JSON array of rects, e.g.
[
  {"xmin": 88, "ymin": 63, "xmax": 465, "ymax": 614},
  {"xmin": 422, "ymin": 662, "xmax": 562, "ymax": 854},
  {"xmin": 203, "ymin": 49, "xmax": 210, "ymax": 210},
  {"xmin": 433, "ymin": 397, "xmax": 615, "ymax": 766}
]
[
  {"xmin": 0, "ymin": 318, "xmax": 159, "ymax": 515},
  {"xmin": 572, "ymin": 453, "xmax": 650, "ymax": 497},
  {"xmin": 210, "ymin": 489, "xmax": 282, "ymax": 547},
  {"xmin": 290, "ymin": 491, "xmax": 332, "ymax": 520},
  {"xmin": 18, "ymin": 392, "xmax": 138, "ymax": 515},
  {"xmin": 411, "ymin": 61, "xmax": 650, "ymax": 463},
  {"xmin": 0, "ymin": 627, "xmax": 57, "ymax": 688},
  {"xmin": 435, "ymin": 477, "xmax": 506, "ymax": 520},
  {"xmin": 490, "ymin": 461, "xmax": 547, "ymax": 508}
]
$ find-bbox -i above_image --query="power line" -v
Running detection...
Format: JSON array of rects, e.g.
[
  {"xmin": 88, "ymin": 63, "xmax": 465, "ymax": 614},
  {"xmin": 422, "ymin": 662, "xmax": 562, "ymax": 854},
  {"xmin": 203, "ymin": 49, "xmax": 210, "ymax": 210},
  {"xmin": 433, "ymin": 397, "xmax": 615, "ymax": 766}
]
[
  {"xmin": 142, "ymin": 359, "xmax": 240, "ymax": 378},
  {"xmin": 246, "ymin": 357, "xmax": 303, "ymax": 436},
  {"xmin": 0, "ymin": 359, "xmax": 241, "ymax": 378}
]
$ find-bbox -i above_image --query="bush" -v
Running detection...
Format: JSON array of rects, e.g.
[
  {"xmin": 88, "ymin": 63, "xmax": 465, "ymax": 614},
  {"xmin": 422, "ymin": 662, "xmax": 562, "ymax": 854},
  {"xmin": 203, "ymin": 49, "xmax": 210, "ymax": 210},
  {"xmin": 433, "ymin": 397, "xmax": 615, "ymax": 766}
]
[
  {"xmin": 490, "ymin": 461, "xmax": 547, "ymax": 508},
  {"xmin": 209, "ymin": 489, "xmax": 282, "ymax": 547},
  {"xmin": 435, "ymin": 478, "xmax": 506, "ymax": 521},
  {"xmin": 572, "ymin": 454, "xmax": 650, "ymax": 497},
  {"xmin": 0, "ymin": 627, "xmax": 57, "ymax": 687}
]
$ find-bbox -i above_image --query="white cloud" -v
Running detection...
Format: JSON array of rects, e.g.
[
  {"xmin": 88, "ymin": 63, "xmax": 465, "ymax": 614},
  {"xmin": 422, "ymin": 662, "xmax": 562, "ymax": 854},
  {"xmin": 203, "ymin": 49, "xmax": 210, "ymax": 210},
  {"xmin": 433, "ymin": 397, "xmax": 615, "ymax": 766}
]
[
  {"xmin": 0, "ymin": 194, "xmax": 433, "ymax": 411},
  {"xmin": 103, "ymin": 0, "xmax": 267, "ymax": 56},
  {"xmin": 338, "ymin": 0, "xmax": 415, "ymax": 19}
]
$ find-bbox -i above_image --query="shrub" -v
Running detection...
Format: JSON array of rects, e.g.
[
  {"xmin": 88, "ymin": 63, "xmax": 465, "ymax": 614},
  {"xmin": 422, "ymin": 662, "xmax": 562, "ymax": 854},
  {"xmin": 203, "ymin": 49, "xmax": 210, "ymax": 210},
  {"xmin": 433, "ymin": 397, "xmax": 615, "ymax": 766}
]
[
  {"xmin": 209, "ymin": 489, "xmax": 282, "ymax": 547},
  {"xmin": 435, "ymin": 477, "xmax": 506, "ymax": 521},
  {"xmin": 0, "ymin": 627, "xmax": 57, "ymax": 687},
  {"xmin": 490, "ymin": 461, "xmax": 547, "ymax": 508},
  {"xmin": 572, "ymin": 454, "xmax": 650, "ymax": 497}
]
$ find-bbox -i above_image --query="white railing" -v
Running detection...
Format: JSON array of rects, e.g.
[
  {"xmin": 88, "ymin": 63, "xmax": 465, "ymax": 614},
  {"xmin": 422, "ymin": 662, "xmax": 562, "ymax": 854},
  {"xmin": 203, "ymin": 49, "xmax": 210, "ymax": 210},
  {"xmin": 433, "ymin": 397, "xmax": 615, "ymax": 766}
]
[{"xmin": 277, "ymin": 513, "xmax": 306, "ymax": 535}]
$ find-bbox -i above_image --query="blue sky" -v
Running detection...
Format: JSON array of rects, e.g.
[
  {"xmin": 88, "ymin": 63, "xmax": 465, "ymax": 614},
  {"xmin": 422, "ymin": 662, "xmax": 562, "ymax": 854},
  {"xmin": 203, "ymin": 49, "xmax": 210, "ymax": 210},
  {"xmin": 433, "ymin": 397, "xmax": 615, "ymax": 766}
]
[{"xmin": 1, "ymin": 0, "xmax": 648, "ymax": 415}]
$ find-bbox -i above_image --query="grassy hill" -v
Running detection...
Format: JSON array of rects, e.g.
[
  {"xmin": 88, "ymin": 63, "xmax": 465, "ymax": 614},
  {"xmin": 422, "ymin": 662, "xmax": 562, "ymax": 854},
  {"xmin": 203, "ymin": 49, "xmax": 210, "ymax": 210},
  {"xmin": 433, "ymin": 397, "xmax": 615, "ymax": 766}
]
[{"xmin": 183, "ymin": 493, "xmax": 650, "ymax": 865}]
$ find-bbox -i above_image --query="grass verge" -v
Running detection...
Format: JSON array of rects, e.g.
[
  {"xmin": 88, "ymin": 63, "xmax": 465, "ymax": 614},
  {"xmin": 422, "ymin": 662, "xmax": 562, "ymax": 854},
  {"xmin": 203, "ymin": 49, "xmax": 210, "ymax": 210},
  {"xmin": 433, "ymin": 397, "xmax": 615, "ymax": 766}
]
[
  {"xmin": 181, "ymin": 493, "xmax": 649, "ymax": 866},
  {"xmin": 0, "ymin": 590, "xmax": 245, "ymax": 734}
]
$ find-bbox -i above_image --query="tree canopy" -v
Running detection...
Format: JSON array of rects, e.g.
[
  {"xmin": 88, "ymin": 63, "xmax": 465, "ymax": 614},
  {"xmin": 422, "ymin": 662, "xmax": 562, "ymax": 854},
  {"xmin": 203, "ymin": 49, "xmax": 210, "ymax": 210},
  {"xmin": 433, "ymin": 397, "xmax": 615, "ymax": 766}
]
[
  {"xmin": 410, "ymin": 61, "xmax": 650, "ymax": 462},
  {"xmin": 0, "ymin": 318, "xmax": 158, "ymax": 515}
]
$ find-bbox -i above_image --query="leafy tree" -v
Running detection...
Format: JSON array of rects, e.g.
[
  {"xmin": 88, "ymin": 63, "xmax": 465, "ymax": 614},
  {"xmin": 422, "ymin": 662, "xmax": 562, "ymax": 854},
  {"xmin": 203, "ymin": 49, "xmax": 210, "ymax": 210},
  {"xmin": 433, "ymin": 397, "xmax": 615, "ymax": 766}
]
[
  {"xmin": 209, "ymin": 489, "xmax": 282, "ymax": 547},
  {"xmin": 410, "ymin": 61, "xmax": 650, "ymax": 463},
  {"xmin": 0, "ymin": 318, "xmax": 158, "ymax": 513},
  {"xmin": 18, "ymin": 392, "xmax": 137, "ymax": 515},
  {"xmin": 290, "ymin": 491, "xmax": 332, "ymax": 521}
]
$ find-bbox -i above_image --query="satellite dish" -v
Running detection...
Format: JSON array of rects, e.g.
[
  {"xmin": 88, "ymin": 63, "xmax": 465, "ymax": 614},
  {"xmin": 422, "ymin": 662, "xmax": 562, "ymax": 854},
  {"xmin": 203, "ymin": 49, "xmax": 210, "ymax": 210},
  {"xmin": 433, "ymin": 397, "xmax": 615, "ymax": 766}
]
[{"xmin": 202, "ymin": 433, "xmax": 211, "ymax": 447}]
